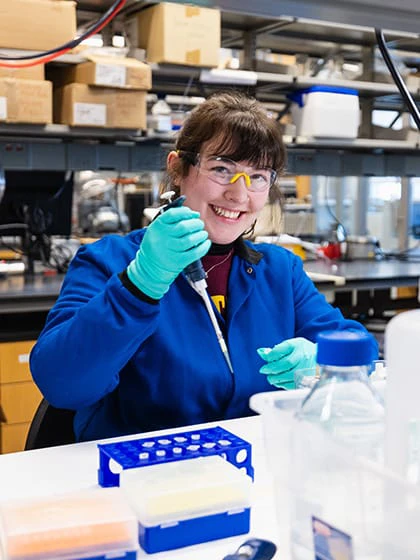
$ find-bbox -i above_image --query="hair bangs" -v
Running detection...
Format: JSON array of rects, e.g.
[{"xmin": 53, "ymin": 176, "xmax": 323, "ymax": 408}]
[{"xmin": 206, "ymin": 116, "xmax": 283, "ymax": 171}]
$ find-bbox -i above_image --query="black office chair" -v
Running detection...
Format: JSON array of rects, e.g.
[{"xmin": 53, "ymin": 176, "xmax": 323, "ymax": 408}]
[{"xmin": 25, "ymin": 398, "xmax": 76, "ymax": 450}]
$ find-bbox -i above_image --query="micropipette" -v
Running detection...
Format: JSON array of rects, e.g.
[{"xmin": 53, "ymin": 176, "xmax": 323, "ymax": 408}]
[{"xmin": 159, "ymin": 193, "xmax": 234, "ymax": 374}]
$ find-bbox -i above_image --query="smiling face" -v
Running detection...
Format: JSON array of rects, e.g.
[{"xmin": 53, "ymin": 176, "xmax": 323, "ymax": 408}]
[{"xmin": 174, "ymin": 141, "xmax": 271, "ymax": 244}]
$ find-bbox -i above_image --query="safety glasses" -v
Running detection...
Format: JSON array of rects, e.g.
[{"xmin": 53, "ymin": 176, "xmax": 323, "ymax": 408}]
[{"xmin": 180, "ymin": 152, "xmax": 277, "ymax": 192}]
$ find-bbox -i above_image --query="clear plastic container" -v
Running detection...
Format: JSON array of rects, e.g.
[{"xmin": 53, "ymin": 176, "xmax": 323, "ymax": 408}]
[
  {"xmin": 119, "ymin": 455, "xmax": 252, "ymax": 553},
  {"xmin": 0, "ymin": 488, "xmax": 139, "ymax": 560},
  {"xmin": 291, "ymin": 331, "xmax": 384, "ymax": 560},
  {"xmin": 250, "ymin": 381, "xmax": 420, "ymax": 560}
]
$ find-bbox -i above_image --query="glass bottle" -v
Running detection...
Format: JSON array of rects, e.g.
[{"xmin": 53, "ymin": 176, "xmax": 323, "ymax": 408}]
[{"xmin": 290, "ymin": 330, "xmax": 385, "ymax": 560}]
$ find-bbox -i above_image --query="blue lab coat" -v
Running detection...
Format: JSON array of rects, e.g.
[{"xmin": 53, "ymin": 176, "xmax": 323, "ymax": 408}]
[{"xmin": 30, "ymin": 232, "xmax": 374, "ymax": 441}]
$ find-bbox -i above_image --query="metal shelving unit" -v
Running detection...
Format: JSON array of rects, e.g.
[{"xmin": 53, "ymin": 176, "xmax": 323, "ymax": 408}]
[
  {"xmin": 0, "ymin": 124, "xmax": 417, "ymax": 175},
  {"xmin": 0, "ymin": 2, "xmax": 418, "ymax": 174},
  {"xmin": 205, "ymin": 0, "xmax": 420, "ymax": 36}
]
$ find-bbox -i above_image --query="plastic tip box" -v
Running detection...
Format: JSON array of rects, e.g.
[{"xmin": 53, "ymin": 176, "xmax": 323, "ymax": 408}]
[
  {"xmin": 120, "ymin": 455, "xmax": 252, "ymax": 553},
  {"xmin": 97, "ymin": 426, "xmax": 254, "ymax": 487},
  {"xmin": 0, "ymin": 488, "xmax": 139, "ymax": 560}
]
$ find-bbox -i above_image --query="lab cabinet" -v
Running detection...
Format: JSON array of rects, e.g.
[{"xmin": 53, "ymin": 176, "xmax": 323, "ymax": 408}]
[{"xmin": 0, "ymin": 340, "xmax": 42, "ymax": 453}]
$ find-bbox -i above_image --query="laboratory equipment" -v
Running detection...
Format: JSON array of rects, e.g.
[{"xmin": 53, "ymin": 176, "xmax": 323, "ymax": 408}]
[
  {"xmin": 0, "ymin": 488, "xmax": 139, "ymax": 560},
  {"xmin": 97, "ymin": 425, "xmax": 253, "ymax": 487},
  {"xmin": 149, "ymin": 95, "xmax": 172, "ymax": 132},
  {"xmin": 223, "ymin": 538, "xmax": 277, "ymax": 560},
  {"xmin": 0, "ymin": 170, "xmax": 74, "ymax": 274},
  {"xmin": 119, "ymin": 455, "xmax": 252, "ymax": 553},
  {"xmin": 160, "ymin": 193, "xmax": 234, "ymax": 374},
  {"xmin": 77, "ymin": 174, "xmax": 129, "ymax": 235},
  {"xmin": 290, "ymin": 330, "xmax": 384, "ymax": 560}
]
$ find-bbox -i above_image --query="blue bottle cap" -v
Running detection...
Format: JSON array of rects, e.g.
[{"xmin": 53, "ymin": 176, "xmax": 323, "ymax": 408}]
[{"xmin": 316, "ymin": 330, "xmax": 377, "ymax": 366}]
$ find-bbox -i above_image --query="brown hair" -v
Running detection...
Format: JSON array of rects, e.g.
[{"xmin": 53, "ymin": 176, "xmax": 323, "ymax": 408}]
[{"xmin": 162, "ymin": 91, "xmax": 287, "ymax": 196}]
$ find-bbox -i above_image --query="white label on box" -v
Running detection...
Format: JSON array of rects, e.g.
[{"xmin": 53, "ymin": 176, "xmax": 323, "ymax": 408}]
[
  {"xmin": 18, "ymin": 353, "xmax": 29, "ymax": 364},
  {"xmin": 0, "ymin": 97, "xmax": 7, "ymax": 120},
  {"xmin": 95, "ymin": 64, "xmax": 127, "ymax": 87},
  {"xmin": 73, "ymin": 103, "xmax": 107, "ymax": 126}
]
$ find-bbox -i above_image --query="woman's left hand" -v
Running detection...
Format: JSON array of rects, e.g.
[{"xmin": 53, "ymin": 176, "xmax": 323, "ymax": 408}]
[{"xmin": 257, "ymin": 337, "xmax": 317, "ymax": 390}]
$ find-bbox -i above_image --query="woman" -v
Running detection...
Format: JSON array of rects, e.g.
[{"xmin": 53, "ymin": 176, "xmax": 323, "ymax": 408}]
[{"xmin": 30, "ymin": 91, "xmax": 376, "ymax": 441}]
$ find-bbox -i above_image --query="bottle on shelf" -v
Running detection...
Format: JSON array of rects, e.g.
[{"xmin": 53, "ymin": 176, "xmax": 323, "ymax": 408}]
[
  {"xmin": 290, "ymin": 330, "xmax": 384, "ymax": 560},
  {"xmin": 149, "ymin": 95, "xmax": 172, "ymax": 133}
]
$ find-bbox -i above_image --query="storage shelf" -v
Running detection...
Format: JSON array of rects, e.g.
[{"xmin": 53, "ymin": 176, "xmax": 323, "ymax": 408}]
[
  {"xmin": 78, "ymin": 0, "xmax": 420, "ymax": 36},
  {"xmin": 294, "ymin": 76, "xmax": 419, "ymax": 97},
  {"xmin": 0, "ymin": 124, "xmax": 416, "ymax": 175},
  {"xmin": 0, "ymin": 2, "xmax": 418, "ymax": 176},
  {"xmin": 205, "ymin": 0, "xmax": 420, "ymax": 35},
  {"xmin": 292, "ymin": 137, "xmax": 419, "ymax": 150},
  {"xmin": 149, "ymin": 65, "xmax": 420, "ymax": 106}
]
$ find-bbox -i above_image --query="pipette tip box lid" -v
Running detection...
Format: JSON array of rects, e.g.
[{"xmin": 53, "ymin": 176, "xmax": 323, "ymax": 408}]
[
  {"xmin": 119, "ymin": 454, "xmax": 252, "ymax": 553},
  {"xmin": 97, "ymin": 425, "xmax": 254, "ymax": 487},
  {"xmin": 0, "ymin": 487, "xmax": 139, "ymax": 560}
]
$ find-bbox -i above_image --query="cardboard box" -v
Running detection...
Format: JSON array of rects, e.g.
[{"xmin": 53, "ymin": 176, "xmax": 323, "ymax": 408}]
[
  {"xmin": 0, "ymin": 340, "xmax": 35, "ymax": 384},
  {"xmin": 129, "ymin": 3, "xmax": 221, "ymax": 67},
  {"xmin": 0, "ymin": 381, "xmax": 42, "ymax": 424},
  {"xmin": 68, "ymin": 55, "xmax": 151, "ymax": 90},
  {"xmin": 0, "ymin": 79, "xmax": 52, "ymax": 124},
  {"xmin": 54, "ymin": 83, "xmax": 147, "ymax": 129},
  {"xmin": 0, "ymin": 422, "xmax": 30, "ymax": 454},
  {"xmin": 50, "ymin": 55, "xmax": 152, "ymax": 90},
  {"xmin": 0, "ymin": 0, "xmax": 76, "ymax": 51},
  {"xmin": 0, "ymin": 65, "xmax": 45, "ymax": 81}
]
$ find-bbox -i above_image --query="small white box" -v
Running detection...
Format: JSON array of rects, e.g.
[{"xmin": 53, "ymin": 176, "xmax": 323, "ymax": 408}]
[
  {"xmin": 119, "ymin": 455, "xmax": 252, "ymax": 553},
  {"xmin": 290, "ymin": 85, "xmax": 360, "ymax": 138}
]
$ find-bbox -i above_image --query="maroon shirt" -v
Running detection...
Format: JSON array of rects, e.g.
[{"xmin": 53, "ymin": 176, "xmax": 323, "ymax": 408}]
[{"xmin": 201, "ymin": 248, "xmax": 233, "ymax": 318}]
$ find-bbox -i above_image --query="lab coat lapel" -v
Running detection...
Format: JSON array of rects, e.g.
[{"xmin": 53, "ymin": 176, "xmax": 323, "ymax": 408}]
[{"xmin": 226, "ymin": 256, "xmax": 258, "ymax": 325}]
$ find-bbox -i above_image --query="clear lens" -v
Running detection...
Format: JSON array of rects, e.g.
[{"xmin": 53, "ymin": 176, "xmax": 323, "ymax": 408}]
[{"xmin": 199, "ymin": 155, "xmax": 276, "ymax": 192}]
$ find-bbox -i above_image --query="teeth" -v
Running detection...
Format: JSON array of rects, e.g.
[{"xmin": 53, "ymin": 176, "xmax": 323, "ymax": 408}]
[{"xmin": 212, "ymin": 205, "xmax": 240, "ymax": 219}]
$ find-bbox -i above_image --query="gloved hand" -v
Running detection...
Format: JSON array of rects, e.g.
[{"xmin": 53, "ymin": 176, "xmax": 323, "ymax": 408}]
[
  {"xmin": 127, "ymin": 206, "xmax": 211, "ymax": 299},
  {"xmin": 257, "ymin": 337, "xmax": 317, "ymax": 390}
]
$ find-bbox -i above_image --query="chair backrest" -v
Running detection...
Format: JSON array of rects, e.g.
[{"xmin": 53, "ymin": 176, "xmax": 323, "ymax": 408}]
[{"xmin": 25, "ymin": 398, "xmax": 76, "ymax": 450}]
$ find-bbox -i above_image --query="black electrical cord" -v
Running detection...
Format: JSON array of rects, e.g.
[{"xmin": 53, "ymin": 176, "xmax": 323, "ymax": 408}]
[
  {"xmin": 382, "ymin": 242, "xmax": 420, "ymax": 262},
  {"xmin": 375, "ymin": 28, "xmax": 420, "ymax": 131},
  {"xmin": 0, "ymin": 0, "xmax": 125, "ymax": 61}
]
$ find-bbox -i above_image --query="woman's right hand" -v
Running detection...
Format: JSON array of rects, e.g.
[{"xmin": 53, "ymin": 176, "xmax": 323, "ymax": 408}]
[{"xmin": 127, "ymin": 206, "xmax": 211, "ymax": 299}]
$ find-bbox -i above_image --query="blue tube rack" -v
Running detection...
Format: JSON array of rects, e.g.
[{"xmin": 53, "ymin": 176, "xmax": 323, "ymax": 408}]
[{"xmin": 97, "ymin": 426, "xmax": 253, "ymax": 487}]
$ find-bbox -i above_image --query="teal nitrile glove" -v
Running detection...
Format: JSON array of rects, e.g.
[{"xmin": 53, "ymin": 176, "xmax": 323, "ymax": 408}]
[
  {"xmin": 257, "ymin": 337, "xmax": 317, "ymax": 390},
  {"xmin": 127, "ymin": 206, "xmax": 211, "ymax": 299}
]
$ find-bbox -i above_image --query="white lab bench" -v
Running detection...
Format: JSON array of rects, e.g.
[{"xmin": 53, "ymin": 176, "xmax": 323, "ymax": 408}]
[{"xmin": 0, "ymin": 416, "xmax": 287, "ymax": 560}]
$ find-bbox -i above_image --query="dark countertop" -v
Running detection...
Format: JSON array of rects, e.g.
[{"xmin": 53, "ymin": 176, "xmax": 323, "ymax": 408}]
[
  {"xmin": 0, "ymin": 273, "xmax": 65, "ymax": 314},
  {"xmin": 1, "ymin": 258, "xmax": 420, "ymax": 313},
  {"xmin": 304, "ymin": 258, "xmax": 420, "ymax": 291}
]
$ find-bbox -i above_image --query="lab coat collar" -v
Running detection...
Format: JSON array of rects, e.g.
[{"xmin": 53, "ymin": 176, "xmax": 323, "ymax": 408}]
[{"xmin": 235, "ymin": 237, "xmax": 263, "ymax": 265}]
